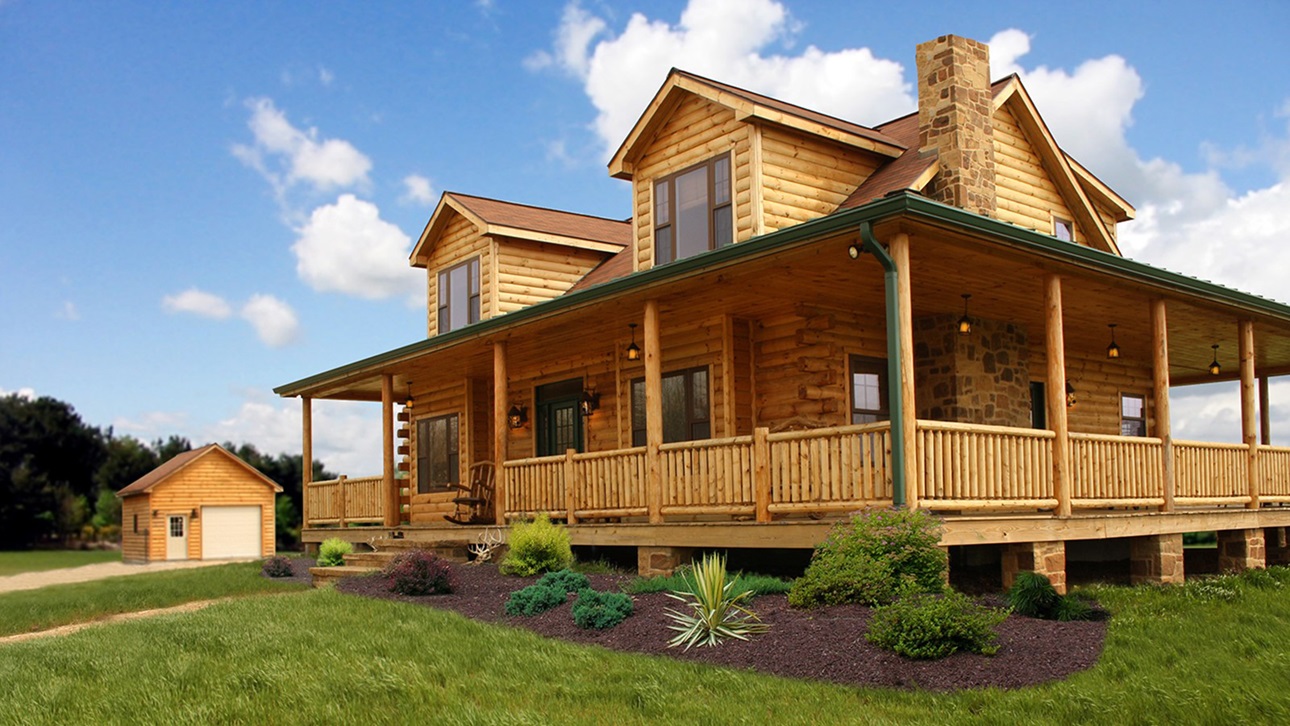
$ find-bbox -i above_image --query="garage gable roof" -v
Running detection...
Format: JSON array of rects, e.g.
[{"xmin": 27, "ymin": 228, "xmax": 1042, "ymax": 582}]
[{"xmin": 116, "ymin": 444, "xmax": 283, "ymax": 497}]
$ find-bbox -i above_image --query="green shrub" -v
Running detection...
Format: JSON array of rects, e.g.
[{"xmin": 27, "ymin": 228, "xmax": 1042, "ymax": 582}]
[
  {"xmin": 500, "ymin": 514, "xmax": 573, "ymax": 576},
  {"xmin": 572, "ymin": 588, "xmax": 634, "ymax": 630},
  {"xmin": 261, "ymin": 556, "xmax": 294, "ymax": 578},
  {"xmin": 1008, "ymin": 571, "xmax": 1061, "ymax": 618},
  {"xmin": 628, "ymin": 569, "xmax": 792, "ymax": 598},
  {"xmin": 789, "ymin": 508, "xmax": 947, "ymax": 608},
  {"xmin": 384, "ymin": 550, "xmax": 455, "ymax": 596},
  {"xmin": 505, "ymin": 584, "xmax": 567, "ymax": 617},
  {"xmin": 867, "ymin": 590, "xmax": 1007, "ymax": 660},
  {"xmin": 536, "ymin": 569, "xmax": 590, "ymax": 594},
  {"xmin": 1053, "ymin": 594, "xmax": 1093, "ymax": 622},
  {"xmin": 665, "ymin": 553, "xmax": 769, "ymax": 649},
  {"xmin": 317, "ymin": 538, "xmax": 353, "ymax": 567}
]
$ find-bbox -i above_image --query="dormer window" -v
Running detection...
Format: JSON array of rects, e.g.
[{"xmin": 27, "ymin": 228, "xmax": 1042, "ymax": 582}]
[
  {"xmin": 437, "ymin": 257, "xmax": 480, "ymax": 334},
  {"xmin": 1053, "ymin": 216, "xmax": 1074, "ymax": 242},
  {"xmin": 654, "ymin": 155, "xmax": 732, "ymax": 265}
]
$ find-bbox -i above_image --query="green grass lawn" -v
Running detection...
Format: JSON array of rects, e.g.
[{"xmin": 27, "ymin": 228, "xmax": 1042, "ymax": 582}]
[
  {"xmin": 0, "ymin": 561, "xmax": 307, "ymax": 636},
  {"xmin": 0, "ymin": 567, "xmax": 1287, "ymax": 724},
  {"xmin": 0, "ymin": 549, "xmax": 120, "ymax": 577}
]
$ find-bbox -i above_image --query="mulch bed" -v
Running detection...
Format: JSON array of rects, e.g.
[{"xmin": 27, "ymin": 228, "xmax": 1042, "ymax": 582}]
[{"xmin": 333, "ymin": 563, "xmax": 1107, "ymax": 691}]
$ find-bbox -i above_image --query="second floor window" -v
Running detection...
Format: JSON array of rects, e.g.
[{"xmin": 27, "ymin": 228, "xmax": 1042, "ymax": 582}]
[
  {"xmin": 654, "ymin": 155, "xmax": 732, "ymax": 265},
  {"xmin": 1053, "ymin": 216, "xmax": 1074, "ymax": 242},
  {"xmin": 1121, "ymin": 394, "xmax": 1146, "ymax": 437},
  {"xmin": 437, "ymin": 257, "xmax": 480, "ymax": 333}
]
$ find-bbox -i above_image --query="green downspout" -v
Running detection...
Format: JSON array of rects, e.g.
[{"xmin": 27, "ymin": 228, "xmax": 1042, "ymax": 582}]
[{"xmin": 857, "ymin": 221, "xmax": 906, "ymax": 507}]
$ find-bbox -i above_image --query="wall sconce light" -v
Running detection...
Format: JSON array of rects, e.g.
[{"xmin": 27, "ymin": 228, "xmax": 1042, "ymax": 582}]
[
  {"xmin": 581, "ymin": 389, "xmax": 600, "ymax": 417},
  {"xmin": 1065, "ymin": 381, "xmax": 1077, "ymax": 408},
  {"xmin": 625, "ymin": 323, "xmax": 641, "ymax": 361},
  {"xmin": 190, "ymin": 508, "xmax": 199, "ymax": 519},
  {"xmin": 957, "ymin": 294, "xmax": 973, "ymax": 335},
  {"xmin": 507, "ymin": 403, "xmax": 528, "ymax": 429},
  {"xmin": 847, "ymin": 241, "xmax": 863, "ymax": 259},
  {"xmin": 152, "ymin": 510, "xmax": 159, "ymax": 518},
  {"xmin": 1106, "ymin": 324, "xmax": 1121, "ymax": 359},
  {"xmin": 1209, "ymin": 344, "xmax": 1222, "ymax": 376}
]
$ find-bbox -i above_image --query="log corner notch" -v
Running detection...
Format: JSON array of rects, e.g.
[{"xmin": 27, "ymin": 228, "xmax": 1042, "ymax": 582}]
[{"xmin": 382, "ymin": 375, "xmax": 398, "ymax": 527}]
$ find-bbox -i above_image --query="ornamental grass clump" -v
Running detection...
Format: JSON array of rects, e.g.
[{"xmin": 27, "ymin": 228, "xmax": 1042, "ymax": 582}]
[
  {"xmin": 384, "ymin": 550, "xmax": 455, "ymax": 596},
  {"xmin": 572, "ymin": 588, "xmax": 633, "ymax": 630},
  {"xmin": 665, "ymin": 552, "xmax": 769, "ymax": 650},
  {"xmin": 261, "ymin": 556, "xmax": 294, "ymax": 578},
  {"xmin": 866, "ymin": 589, "xmax": 1007, "ymax": 660},
  {"xmin": 499, "ymin": 514, "xmax": 573, "ymax": 576},
  {"xmin": 1008, "ymin": 571, "xmax": 1096, "ymax": 621},
  {"xmin": 317, "ymin": 538, "xmax": 353, "ymax": 567}
]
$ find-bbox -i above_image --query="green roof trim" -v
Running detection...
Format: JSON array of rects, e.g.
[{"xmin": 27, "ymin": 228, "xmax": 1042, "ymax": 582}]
[{"xmin": 276, "ymin": 192, "xmax": 1290, "ymax": 397}]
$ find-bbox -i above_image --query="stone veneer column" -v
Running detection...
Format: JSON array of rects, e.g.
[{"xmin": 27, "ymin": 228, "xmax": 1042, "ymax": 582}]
[
  {"xmin": 1001, "ymin": 540, "xmax": 1067, "ymax": 594},
  {"xmin": 1217, "ymin": 529, "xmax": 1266, "ymax": 573},
  {"xmin": 1129, "ymin": 534, "xmax": 1185, "ymax": 585},
  {"xmin": 637, "ymin": 546, "xmax": 694, "ymax": 577},
  {"xmin": 1265, "ymin": 527, "xmax": 1290, "ymax": 566}
]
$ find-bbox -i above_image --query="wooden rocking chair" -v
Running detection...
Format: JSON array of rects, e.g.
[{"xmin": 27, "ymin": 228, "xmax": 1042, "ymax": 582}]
[{"xmin": 445, "ymin": 462, "xmax": 495, "ymax": 525}]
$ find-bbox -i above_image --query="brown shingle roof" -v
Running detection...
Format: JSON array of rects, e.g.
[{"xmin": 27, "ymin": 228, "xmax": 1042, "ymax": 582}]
[
  {"xmin": 447, "ymin": 193, "xmax": 630, "ymax": 248},
  {"xmin": 835, "ymin": 112, "xmax": 935, "ymax": 209},
  {"xmin": 116, "ymin": 444, "xmax": 282, "ymax": 498},
  {"xmin": 567, "ymin": 240, "xmax": 636, "ymax": 292}
]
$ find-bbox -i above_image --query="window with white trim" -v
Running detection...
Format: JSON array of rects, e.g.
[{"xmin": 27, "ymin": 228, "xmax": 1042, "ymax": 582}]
[{"xmin": 1121, "ymin": 394, "xmax": 1146, "ymax": 437}]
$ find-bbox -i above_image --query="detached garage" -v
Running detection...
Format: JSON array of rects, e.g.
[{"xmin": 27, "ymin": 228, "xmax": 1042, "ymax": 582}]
[{"xmin": 117, "ymin": 444, "xmax": 281, "ymax": 562}]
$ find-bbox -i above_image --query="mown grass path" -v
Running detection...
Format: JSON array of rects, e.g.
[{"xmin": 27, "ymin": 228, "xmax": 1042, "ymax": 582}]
[{"xmin": 0, "ymin": 550, "xmax": 119, "ymax": 577}]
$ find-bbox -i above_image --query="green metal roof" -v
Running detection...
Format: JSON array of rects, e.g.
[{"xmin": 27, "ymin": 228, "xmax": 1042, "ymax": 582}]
[{"xmin": 275, "ymin": 192, "xmax": 1290, "ymax": 397}]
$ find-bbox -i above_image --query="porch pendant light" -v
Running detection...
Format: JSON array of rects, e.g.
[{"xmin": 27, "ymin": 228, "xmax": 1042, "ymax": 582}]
[
  {"xmin": 625, "ymin": 323, "xmax": 641, "ymax": 361},
  {"xmin": 1065, "ymin": 381, "xmax": 1077, "ymax": 408},
  {"xmin": 957, "ymin": 294, "xmax": 973, "ymax": 335},
  {"xmin": 1106, "ymin": 324, "xmax": 1121, "ymax": 359},
  {"xmin": 1209, "ymin": 344, "xmax": 1222, "ymax": 376}
]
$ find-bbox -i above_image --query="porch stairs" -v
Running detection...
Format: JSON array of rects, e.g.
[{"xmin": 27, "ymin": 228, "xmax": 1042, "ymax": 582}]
[{"xmin": 309, "ymin": 536, "xmax": 472, "ymax": 587}]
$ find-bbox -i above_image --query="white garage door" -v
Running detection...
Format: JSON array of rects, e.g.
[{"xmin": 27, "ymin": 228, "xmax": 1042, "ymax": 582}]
[{"xmin": 201, "ymin": 505, "xmax": 262, "ymax": 559}]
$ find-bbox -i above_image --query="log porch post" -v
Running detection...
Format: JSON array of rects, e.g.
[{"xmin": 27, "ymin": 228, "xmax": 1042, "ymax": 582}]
[
  {"xmin": 1045, "ymin": 274, "xmax": 1072, "ymax": 517},
  {"xmin": 301, "ymin": 396, "xmax": 312, "ymax": 529},
  {"xmin": 890, "ymin": 232, "xmax": 919, "ymax": 509},
  {"xmin": 494, "ymin": 341, "xmax": 508, "ymax": 525},
  {"xmin": 1240, "ymin": 320, "xmax": 1260, "ymax": 509},
  {"xmin": 1151, "ymin": 300, "xmax": 1175, "ymax": 511},
  {"xmin": 645, "ymin": 299, "xmax": 664, "ymax": 524},
  {"xmin": 382, "ymin": 375, "xmax": 398, "ymax": 527}
]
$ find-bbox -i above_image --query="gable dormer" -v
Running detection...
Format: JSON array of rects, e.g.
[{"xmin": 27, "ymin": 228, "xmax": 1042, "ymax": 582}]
[
  {"xmin": 609, "ymin": 70, "xmax": 906, "ymax": 272},
  {"xmin": 411, "ymin": 193, "xmax": 628, "ymax": 337}
]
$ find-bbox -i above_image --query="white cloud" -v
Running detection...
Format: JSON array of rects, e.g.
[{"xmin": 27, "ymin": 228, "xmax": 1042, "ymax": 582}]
[
  {"xmin": 401, "ymin": 174, "xmax": 437, "ymax": 205},
  {"xmin": 162, "ymin": 288, "xmax": 234, "ymax": 319},
  {"xmin": 112, "ymin": 410, "xmax": 190, "ymax": 437},
  {"xmin": 292, "ymin": 194, "xmax": 423, "ymax": 301},
  {"xmin": 241, "ymin": 294, "xmax": 300, "ymax": 348},
  {"xmin": 232, "ymin": 97, "xmax": 372, "ymax": 201},
  {"xmin": 0, "ymin": 387, "xmax": 37, "ymax": 400},
  {"xmin": 55, "ymin": 301, "xmax": 80, "ymax": 321},
  {"xmin": 529, "ymin": 0, "xmax": 913, "ymax": 157},
  {"xmin": 319, "ymin": 66, "xmax": 334, "ymax": 87},
  {"xmin": 203, "ymin": 396, "xmax": 382, "ymax": 476}
]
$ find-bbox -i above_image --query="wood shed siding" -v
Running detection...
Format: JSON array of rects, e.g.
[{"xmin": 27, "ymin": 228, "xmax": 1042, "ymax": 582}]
[
  {"xmin": 426, "ymin": 213, "xmax": 489, "ymax": 338},
  {"xmin": 631, "ymin": 95, "xmax": 748, "ymax": 270},
  {"xmin": 145, "ymin": 454, "xmax": 275, "ymax": 560},
  {"xmin": 494, "ymin": 238, "xmax": 607, "ymax": 315},
  {"xmin": 758, "ymin": 125, "xmax": 878, "ymax": 232},
  {"xmin": 993, "ymin": 105, "xmax": 1078, "ymax": 239},
  {"xmin": 407, "ymin": 379, "xmax": 468, "ymax": 523},
  {"xmin": 121, "ymin": 495, "xmax": 150, "ymax": 562}
]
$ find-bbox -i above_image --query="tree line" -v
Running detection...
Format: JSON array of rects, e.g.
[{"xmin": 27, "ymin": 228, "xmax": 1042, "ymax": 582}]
[{"xmin": 0, "ymin": 393, "xmax": 333, "ymax": 550}]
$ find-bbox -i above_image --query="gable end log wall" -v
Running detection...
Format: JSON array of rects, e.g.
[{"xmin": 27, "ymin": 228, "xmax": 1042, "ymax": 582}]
[{"xmin": 426, "ymin": 214, "xmax": 491, "ymax": 337}]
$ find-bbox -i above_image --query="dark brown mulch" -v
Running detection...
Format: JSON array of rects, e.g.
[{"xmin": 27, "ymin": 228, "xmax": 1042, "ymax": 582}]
[
  {"xmin": 334, "ymin": 563, "xmax": 1107, "ymax": 692},
  {"xmin": 260, "ymin": 557, "xmax": 316, "ymax": 586}
]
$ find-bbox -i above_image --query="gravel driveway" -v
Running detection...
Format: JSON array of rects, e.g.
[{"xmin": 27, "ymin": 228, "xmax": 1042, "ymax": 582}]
[{"xmin": 0, "ymin": 559, "xmax": 253, "ymax": 594}]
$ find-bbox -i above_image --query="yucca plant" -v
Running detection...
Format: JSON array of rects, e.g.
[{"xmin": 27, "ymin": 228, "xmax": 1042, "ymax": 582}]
[{"xmin": 664, "ymin": 553, "xmax": 770, "ymax": 650}]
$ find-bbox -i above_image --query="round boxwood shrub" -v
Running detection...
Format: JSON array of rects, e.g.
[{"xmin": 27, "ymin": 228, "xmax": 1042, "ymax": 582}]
[
  {"xmin": 384, "ymin": 550, "xmax": 456, "ymax": 596},
  {"xmin": 572, "ymin": 588, "xmax": 633, "ymax": 630},
  {"xmin": 499, "ymin": 514, "xmax": 573, "ymax": 576},
  {"xmin": 317, "ymin": 537, "xmax": 353, "ymax": 567},
  {"xmin": 788, "ymin": 508, "xmax": 947, "ymax": 608},
  {"xmin": 536, "ymin": 569, "xmax": 590, "ymax": 594},
  {"xmin": 505, "ymin": 583, "xmax": 568, "ymax": 617},
  {"xmin": 261, "ymin": 556, "xmax": 294, "ymax": 578},
  {"xmin": 866, "ymin": 590, "xmax": 1006, "ymax": 660}
]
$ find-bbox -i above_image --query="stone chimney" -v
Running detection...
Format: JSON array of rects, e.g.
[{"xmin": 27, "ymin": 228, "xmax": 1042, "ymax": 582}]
[{"xmin": 916, "ymin": 35, "xmax": 996, "ymax": 216}]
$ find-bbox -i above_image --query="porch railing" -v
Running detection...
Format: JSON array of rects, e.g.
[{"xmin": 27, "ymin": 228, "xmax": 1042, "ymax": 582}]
[
  {"xmin": 1175, "ymin": 440, "xmax": 1250, "ymax": 506},
  {"xmin": 917, "ymin": 421, "xmax": 1054, "ymax": 510},
  {"xmin": 1070, "ymin": 433, "xmax": 1164, "ymax": 508},
  {"xmin": 1260, "ymin": 446, "xmax": 1290, "ymax": 503},
  {"xmin": 304, "ymin": 475, "xmax": 385, "ymax": 527}
]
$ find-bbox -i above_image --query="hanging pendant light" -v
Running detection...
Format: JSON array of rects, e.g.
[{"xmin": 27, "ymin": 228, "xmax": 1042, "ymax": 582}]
[
  {"xmin": 625, "ymin": 323, "xmax": 641, "ymax": 361},
  {"xmin": 957, "ymin": 294, "xmax": 973, "ymax": 335},
  {"xmin": 1209, "ymin": 344, "xmax": 1222, "ymax": 376},
  {"xmin": 1106, "ymin": 324, "xmax": 1121, "ymax": 359}
]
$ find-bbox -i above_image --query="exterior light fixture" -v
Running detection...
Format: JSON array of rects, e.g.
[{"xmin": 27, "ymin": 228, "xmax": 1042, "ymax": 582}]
[
  {"xmin": 625, "ymin": 323, "xmax": 641, "ymax": 361},
  {"xmin": 957, "ymin": 294, "xmax": 973, "ymax": 335},
  {"xmin": 847, "ymin": 242, "xmax": 863, "ymax": 259},
  {"xmin": 580, "ymin": 389, "xmax": 600, "ymax": 417},
  {"xmin": 507, "ymin": 404, "xmax": 527, "ymax": 429},
  {"xmin": 1106, "ymin": 324, "xmax": 1121, "ymax": 359},
  {"xmin": 1209, "ymin": 344, "xmax": 1222, "ymax": 376},
  {"xmin": 1065, "ymin": 381, "xmax": 1077, "ymax": 408}
]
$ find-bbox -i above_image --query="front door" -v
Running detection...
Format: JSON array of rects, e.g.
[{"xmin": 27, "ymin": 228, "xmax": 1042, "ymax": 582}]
[
  {"xmin": 536, "ymin": 378, "xmax": 584, "ymax": 457},
  {"xmin": 166, "ymin": 515, "xmax": 188, "ymax": 560}
]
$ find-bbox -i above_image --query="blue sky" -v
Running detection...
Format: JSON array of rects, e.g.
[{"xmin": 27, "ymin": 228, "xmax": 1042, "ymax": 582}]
[{"xmin": 3, "ymin": 1, "xmax": 1289, "ymax": 473}]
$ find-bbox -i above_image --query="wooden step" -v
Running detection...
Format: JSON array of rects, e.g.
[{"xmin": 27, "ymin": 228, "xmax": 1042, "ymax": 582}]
[
  {"xmin": 309, "ymin": 565, "xmax": 378, "ymax": 588},
  {"xmin": 367, "ymin": 538, "xmax": 472, "ymax": 564},
  {"xmin": 344, "ymin": 551, "xmax": 399, "ymax": 567}
]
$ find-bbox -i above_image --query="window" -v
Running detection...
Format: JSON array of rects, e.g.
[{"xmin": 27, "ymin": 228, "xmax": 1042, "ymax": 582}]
[
  {"xmin": 1053, "ymin": 216, "xmax": 1074, "ymax": 242},
  {"xmin": 1030, "ymin": 382, "xmax": 1047, "ymax": 429},
  {"xmin": 132, "ymin": 514, "xmax": 138, "ymax": 534},
  {"xmin": 850, "ymin": 356, "xmax": 889, "ymax": 424},
  {"xmin": 631, "ymin": 367, "xmax": 711, "ymax": 446},
  {"xmin": 168, "ymin": 516, "xmax": 184, "ymax": 538},
  {"xmin": 1121, "ymin": 394, "xmax": 1146, "ymax": 437},
  {"xmin": 654, "ymin": 155, "xmax": 732, "ymax": 265},
  {"xmin": 417, "ymin": 414, "xmax": 460, "ymax": 493},
  {"xmin": 437, "ymin": 257, "xmax": 480, "ymax": 334}
]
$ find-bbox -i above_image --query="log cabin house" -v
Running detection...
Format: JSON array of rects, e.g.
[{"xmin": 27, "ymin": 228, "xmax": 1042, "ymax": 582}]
[{"xmin": 277, "ymin": 35, "xmax": 1290, "ymax": 589}]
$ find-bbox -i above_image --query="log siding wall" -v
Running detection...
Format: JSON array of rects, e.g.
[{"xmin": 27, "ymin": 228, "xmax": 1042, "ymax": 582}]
[
  {"xmin": 426, "ymin": 213, "xmax": 490, "ymax": 338},
  {"xmin": 142, "ymin": 456, "xmax": 275, "ymax": 560},
  {"xmin": 993, "ymin": 105, "xmax": 1078, "ymax": 239},
  {"xmin": 758, "ymin": 125, "xmax": 878, "ymax": 233}
]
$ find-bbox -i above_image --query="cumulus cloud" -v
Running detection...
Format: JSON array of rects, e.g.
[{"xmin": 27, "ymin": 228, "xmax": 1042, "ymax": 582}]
[
  {"xmin": 232, "ymin": 97, "xmax": 372, "ymax": 201},
  {"xmin": 401, "ymin": 174, "xmax": 437, "ymax": 205},
  {"xmin": 203, "ymin": 396, "xmax": 382, "ymax": 475},
  {"xmin": 162, "ymin": 288, "xmax": 233, "ymax": 319},
  {"xmin": 528, "ymin": 0, "xmax": 913, "ymax": 157},
  {"xmin": 0, "ymin": 387, "xmax": 37, "ymax": 400},
  {"xmin": 55, "ymin": 301, "xmax": 80, "ymax": 321},
  {"xmin": 292, "ymin": 194, "xmax": 423, "ymax": 301},
  {"xmin": 241, "ymin": 294, "xmax": 300, "ymax": 348}
]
